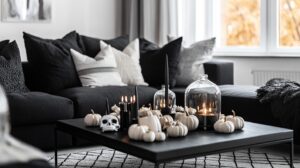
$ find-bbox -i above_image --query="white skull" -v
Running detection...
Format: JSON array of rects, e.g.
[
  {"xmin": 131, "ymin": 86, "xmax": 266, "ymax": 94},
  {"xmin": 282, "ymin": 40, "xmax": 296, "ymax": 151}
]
[{"xmin": 100, "ymin": 115, "xmax": 120, "ymax": 132}]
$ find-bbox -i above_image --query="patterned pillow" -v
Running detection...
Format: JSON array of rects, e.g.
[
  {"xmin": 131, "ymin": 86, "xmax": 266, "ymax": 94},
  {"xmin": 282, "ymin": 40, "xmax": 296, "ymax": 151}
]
[{"xmin": 0, "ymin": 41, "xmax": 29, "ymax": 93}]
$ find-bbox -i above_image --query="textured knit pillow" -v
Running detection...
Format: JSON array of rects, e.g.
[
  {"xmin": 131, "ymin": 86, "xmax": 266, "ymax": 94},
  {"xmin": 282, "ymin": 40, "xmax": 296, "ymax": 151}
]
[
  {"xmin": 0, "ymin": 41, "xmax": 29, "ymax": 93},
  {"xmin": 80, "ymin": 35, "xmax": 129, "ymax": 57},
  {"xmin": 168, "ymin": 36, "xmax": 216, "ymax": 86},
  {"xmin": 100, "ymin": 39, "xmax": 148, "ymax": 86},
  {"xmin": 71, "ymin": 45, "xmax": 126, "ymax": 87},
  {"xmin": 140, "ymin": 37, "xmax": 182, "ymax": 88},
  {"xmin": 23, "ymin": 31, "xmax": 84, "ymax": 93}
]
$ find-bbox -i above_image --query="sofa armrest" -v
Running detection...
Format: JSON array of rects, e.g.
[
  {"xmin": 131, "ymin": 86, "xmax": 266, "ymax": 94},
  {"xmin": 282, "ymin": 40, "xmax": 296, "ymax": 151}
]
[{"xmin": 203, "ymin": 60, "xmax": 234, "ymax": 85}]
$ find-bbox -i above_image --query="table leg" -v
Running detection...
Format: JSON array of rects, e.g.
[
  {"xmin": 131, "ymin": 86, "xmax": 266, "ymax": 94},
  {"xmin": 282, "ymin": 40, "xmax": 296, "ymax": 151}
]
[
  {"xmin": 290, "ymin": 140, "xmax": 294, "ymax": 168},
  {"xmin": 54, "ymin": 128, "xmax": 58, "ymax": 168}
]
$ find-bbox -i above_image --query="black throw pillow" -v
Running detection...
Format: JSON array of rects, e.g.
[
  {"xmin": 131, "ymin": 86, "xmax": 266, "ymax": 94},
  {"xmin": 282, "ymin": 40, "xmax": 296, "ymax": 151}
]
[
  {"xmin": 23, "ymin": 31, "xmax": 84, "ymax": 93},
  {"xmin": 0, "ymin": 40, "xmax": 9, "ymax": 52},
  {"xmin": 140, "ymin": 37, "xmax": 182, "ymax": 88},
  {"xmin": 0, "ymin": 41, "xmax": 29, "ymax": 93},
  {"xmin": 80, "ymin": 35, "xmax": 129, "ymax": 57}
]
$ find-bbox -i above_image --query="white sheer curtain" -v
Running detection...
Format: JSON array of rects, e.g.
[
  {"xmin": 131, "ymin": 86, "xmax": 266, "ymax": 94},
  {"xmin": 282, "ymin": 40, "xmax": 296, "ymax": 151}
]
[{"xmin": 123, "ymin": 0, "xmax": 205, "ymax": 46}]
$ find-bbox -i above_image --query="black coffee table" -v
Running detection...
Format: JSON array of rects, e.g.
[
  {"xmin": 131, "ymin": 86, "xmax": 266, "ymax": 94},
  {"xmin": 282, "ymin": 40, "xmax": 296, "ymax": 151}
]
[{"xmin": 54, "ymin": 119, "xmax": 294, "ymax": 168}]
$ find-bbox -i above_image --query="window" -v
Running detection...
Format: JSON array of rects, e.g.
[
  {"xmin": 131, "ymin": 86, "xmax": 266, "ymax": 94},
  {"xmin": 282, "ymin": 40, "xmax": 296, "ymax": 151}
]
[
  {"xmin": 202, "ymin": 0, "xmax": 300, "ymax": 56},
  {"xmin": 279, "ymin": 0, "xmax": 300, "ymax": 47},
  {"xmin": 220, "ymin": 0, "xmax": 261, "ymax": 47}
]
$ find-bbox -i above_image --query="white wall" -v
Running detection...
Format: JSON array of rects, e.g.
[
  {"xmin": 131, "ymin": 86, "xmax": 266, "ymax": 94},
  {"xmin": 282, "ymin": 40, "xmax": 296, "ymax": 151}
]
[
  {"xmin": 0, "ymin": 0, "xmax": 122, "ymax": 61},
  {"xmin": 216, "ymin": 57, "xmax": 300, "ymax": 85}
]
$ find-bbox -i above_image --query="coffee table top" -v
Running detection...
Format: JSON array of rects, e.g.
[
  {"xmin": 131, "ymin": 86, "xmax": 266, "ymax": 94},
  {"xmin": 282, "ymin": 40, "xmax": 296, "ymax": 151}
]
[{"xmin": 56, "ymin": 119, "xmax": 293, "ymax": 163}]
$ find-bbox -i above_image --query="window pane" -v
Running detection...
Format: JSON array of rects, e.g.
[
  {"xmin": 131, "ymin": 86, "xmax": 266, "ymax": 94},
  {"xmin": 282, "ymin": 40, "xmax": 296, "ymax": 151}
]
[
  {"xmin": 279, "ymin": 0, "xmax": 300, "ymax": 47},
  {"xmin": 220, "ymin": 0, "xmax": 261, "ymax": 46}
]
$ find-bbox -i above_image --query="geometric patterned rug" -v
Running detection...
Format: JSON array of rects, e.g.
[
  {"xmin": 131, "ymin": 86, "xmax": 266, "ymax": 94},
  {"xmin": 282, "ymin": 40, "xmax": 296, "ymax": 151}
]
[{"xmin": 48, "ymin": 146, "xmax": 300, "ymax": 168}]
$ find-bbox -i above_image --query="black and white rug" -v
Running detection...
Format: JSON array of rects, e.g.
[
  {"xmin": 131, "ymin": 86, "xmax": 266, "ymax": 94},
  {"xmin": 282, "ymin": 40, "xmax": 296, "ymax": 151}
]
[{"xmin": 48, "ymin": 146, "xmax": 300, "ymax": 168}]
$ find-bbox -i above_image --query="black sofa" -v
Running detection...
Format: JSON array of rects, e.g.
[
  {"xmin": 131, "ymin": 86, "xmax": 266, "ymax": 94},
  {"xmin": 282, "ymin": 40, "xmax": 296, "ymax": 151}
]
[{"xmin": 8, "ymin": 60, "xmax": 233, "ymax": 150}]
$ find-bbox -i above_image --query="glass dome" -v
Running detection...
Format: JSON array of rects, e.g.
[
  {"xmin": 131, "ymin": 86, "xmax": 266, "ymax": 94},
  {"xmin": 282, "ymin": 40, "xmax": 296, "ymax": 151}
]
[
  {"xmin": 153, "ymin": 85, "xmax": 176, "ymax": 114},
  {"xmin": 185, "ymin": 74, "xmax": 221, "ymax": 130}
]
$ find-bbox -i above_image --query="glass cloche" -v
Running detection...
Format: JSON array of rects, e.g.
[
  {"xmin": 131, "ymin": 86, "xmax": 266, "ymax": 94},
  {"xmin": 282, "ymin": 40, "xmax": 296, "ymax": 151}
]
[
  {"xmin": 153, "ymin": 85, "xmax": 176, "ymax": 113},
  {"xmin": 185, "ymin": 74, "xmax": 221, "ymax": 130}
]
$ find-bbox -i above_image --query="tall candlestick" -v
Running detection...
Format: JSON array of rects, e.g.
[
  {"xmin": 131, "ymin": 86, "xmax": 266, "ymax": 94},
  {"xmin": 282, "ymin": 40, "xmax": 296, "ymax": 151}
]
[
  {"xmin": 162, "ymin": 54, "xmax": 171, "ymax": 115},
  {"xmin": 165, "ymin": 55, "xmax": 169, "ymax": 109},
  {"xmin": 135, "ymin": 86, "xmax": 139, "ymax": 113},
  {"xmin": 106, "ymin": 98, "xmax": 110, "ymax": 115}
]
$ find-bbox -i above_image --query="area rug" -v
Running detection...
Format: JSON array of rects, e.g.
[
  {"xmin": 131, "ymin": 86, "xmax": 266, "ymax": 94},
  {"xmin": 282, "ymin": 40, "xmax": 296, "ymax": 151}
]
[{"xmin": 48, "ymin": 146, "xmax": 299, "ymax": 168}]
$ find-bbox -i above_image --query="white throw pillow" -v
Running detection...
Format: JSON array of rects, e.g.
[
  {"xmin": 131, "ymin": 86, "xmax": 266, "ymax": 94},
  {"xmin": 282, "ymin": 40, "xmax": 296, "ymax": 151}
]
[
  {"xmin": 168, "ymin": 36, "xmax": 216, "ymax": 86},
  {"xmin": 100, "ymin": 39, "xmax": 148, "ymax": 86},
  {"xmin": 70, "ymin": 45, "xmax": 126, "ymax": 87}
]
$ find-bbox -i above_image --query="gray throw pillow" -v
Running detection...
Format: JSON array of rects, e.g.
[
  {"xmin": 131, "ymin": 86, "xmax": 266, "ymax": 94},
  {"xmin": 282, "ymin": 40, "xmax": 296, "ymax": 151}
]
[
  {"xmin": 0, "ymin": 41, "xmax": 29, "ymax": 93},
  {"xmin": 168, "ymin": 37, "xmax": 216, "ymax": 86}
]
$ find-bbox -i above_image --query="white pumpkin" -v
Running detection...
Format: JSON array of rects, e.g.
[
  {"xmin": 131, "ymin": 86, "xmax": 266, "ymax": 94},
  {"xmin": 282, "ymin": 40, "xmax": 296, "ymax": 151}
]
[
  {"xmin": 155, "ymin": 132, "xmax": 166, "ymax": 141},
  {"xmin": 138, "ymin": 107, "xmax": 152, "ymax": 117},
  {"xmin": 175, "ymin": 112, "xmax": 186, "ymax": 120},
  {"xmin": 167, "ymin": 121, "xmax": 188, "ymax": 137},
  {"xmin": 139, "ymin": 113, "xmax": 162, "ymax": 132},
  {"xmin": 185, "ymin": 107, "xmax": 197, "ymax": 115},
  {"xmin": 111, "ymin": 104, "xmax": 120, "ymax": 114},
  {"xmin": 226, "ymin": 110, "xmax": 245, "ymax": 130},
  {"xmin": 177, "ymin": 112, "xmax": 199, "ymax": 131},
  {"xmin": 175, "ymin": 106, "xmax": 185, "ymax": 112},
  {"xmin": 213, "ymin": 118, "xmax": 235, "ymax": 133},
  {"xmin": 128, "ymin": 124, "xmax": 149, "ymax": 140},
  {"xmin": 152, "ymin": 110, "xmax": 162, "ymax": 116},
  {"xmin": 143, "ymin": 131, "xmax": 156, "ymax": 142},
  {"xmin": 159, "ymin": 115, "xmax": 173, "ymax": 129},
  {"xmin": 84, "ymin": 109, "xmax": 102, "ymax": 126}
]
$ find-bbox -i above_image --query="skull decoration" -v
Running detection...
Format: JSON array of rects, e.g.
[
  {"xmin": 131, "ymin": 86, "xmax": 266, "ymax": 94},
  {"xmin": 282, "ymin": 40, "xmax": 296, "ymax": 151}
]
[{"xmin": 100, "ymin": 115, "xmax": 120, "ymax": 132}]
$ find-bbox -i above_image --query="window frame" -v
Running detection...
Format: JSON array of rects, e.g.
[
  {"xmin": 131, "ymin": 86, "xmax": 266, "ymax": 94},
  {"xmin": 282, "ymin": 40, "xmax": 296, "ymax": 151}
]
[{"xmin": 205, "ymin": 0, "xmax": 300, "ymax": 57}]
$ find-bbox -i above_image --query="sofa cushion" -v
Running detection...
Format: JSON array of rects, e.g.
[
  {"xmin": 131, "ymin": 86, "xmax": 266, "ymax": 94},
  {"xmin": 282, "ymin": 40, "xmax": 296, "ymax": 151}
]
[
  {"xmin": 80, "ymin": 35, "xmax": 129, "ymax": 57},
  {"xmin": 8, "ymin": 92, "xmax": 74, "ymax": 126},
  {"xmin": 140, "ymin": 37, "xmax": 182, "ymax": 88},
  {"xmin": 23, "ymin": 31, "xmax": 84, "ymax": 93},
  {"xmin": 0, "ymin": 41, "xmax": 29, "ymax": 93},
  {"xmin": 57, "ymin": 86, "xmax": 157, "ymax": 117},
  {"xmin": 219, "ymin": 85, "xmax": 278, "ymax": 125}
]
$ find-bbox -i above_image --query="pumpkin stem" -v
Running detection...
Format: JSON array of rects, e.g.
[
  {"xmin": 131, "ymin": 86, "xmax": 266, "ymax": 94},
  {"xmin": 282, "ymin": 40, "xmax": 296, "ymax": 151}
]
[
  {"xmin": 185, "ymin": 110, "xmax": 189, "ymax": 116},
  {"xmin": 231, "ymin": 110, "xmax": 236, "ymax": 117},
  {"xmin": 91, "ymin": 109, "xmax": 95, "ymax": 114},
  {"xmin": 224, "ymin": 117, "xmax": 226, "ymax": 122}
]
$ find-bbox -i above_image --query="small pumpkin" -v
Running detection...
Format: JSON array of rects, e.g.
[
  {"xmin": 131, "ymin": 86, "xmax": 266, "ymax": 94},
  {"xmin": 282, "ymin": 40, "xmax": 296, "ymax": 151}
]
[
  {"xmin": 155, "ymin": 132, "xmax": 166, "ymax": 141},
  {"xmin": 213, "ymin": 118, "xmax": 235, "ymax": 133},
  {"xmin": 185, "ymin": 107, "xmax": 197, "ymax": 115},
  {"xmin": 111, "ymin": 104, "xmax": 120, "ymax": 115},
  {"xmin": 143, "ymin": 130, "xmax": 156, "ymax": 142},
  {"xmin": 175, "ymin": 112, "xmax": 186, "ymax": 120},
  {"xmin": 226, "ymin": 110, "xmax": 244, "ymax": 130},
  {"xmin": 167, "ymin": 121, "xmax": 188, "ymax": 137},
  {"xmin": 177, "ymin": 112, "xmax": 199, "ymax": 131},
  {"xmin": 139, "ymin": 113, "xmax": 162, "ymax": 132},
  {"xmin": 128, "ymin": 124, "xmax": 149, "ymax": 140},
  {"xmin": 84, "ymin": 109, "xmax": 101, "ymax": 126},
  {"xmin": 175, "ymin": 106, "xmax": 185, "ymax": 112},
  {"xmin": 159, "ymin": 115, "xmax": 173, "ymax": 129}
]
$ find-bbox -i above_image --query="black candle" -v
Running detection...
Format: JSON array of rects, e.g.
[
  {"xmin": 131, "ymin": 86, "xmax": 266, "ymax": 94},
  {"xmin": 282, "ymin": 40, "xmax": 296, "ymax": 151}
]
[
  {"xmin": 165, "ymin": 55, "xmax": 169, "ymax": 108},
  {"xmin": 106, "ymin": 98, "xmax": 110, "ymax": 115},
  {"xmin": 162, "ymin": 54, "xmax": 171, "ymax": 115},
  {"xmin": 135, "ymin": 86, "xmax": 139, "ymax": 113}
]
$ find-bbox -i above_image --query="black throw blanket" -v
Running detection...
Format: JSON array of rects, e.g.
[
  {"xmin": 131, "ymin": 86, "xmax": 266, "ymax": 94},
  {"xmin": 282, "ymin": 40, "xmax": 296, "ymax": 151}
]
[{"xmin": 257, "ymin": 78, "xmax": 300, "ymax": 142}]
